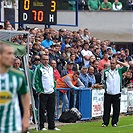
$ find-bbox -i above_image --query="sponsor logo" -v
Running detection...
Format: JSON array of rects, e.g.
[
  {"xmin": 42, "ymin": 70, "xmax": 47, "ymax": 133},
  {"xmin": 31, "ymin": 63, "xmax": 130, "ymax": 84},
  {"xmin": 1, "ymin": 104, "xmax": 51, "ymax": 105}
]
[{"xmin": 0, "ymin": 91, "xmax": 12, "ymax": 105}]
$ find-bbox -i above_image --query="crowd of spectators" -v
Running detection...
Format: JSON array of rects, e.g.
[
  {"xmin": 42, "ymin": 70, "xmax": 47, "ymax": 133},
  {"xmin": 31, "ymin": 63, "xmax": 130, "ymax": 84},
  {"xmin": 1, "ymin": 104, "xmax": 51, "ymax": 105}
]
[
  {"xmin": 1, "ymin": 20, "xmax": 133, "ymax": 87},
  {"xmin": 1, "ymin": 0, "xmax": 133, "ymax": 10},
  {"xmin": 0, "ymin": 21, "xmax": 133, "ymax": 123},
  {"xmin": 0, "ymin": 20, "xmax": 133, "ymax": 89},
  {"xmin": 70, "ymin": 0, "xmax": 133, "ymax": 10}
]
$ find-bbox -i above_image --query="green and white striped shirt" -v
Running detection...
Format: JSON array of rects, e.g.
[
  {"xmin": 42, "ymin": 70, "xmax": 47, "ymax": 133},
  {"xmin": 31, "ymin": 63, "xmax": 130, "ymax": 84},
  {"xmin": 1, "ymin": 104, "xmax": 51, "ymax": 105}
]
[{"xmin": 0, "ymin": 68, "xmax": 28, "ymax": 133}]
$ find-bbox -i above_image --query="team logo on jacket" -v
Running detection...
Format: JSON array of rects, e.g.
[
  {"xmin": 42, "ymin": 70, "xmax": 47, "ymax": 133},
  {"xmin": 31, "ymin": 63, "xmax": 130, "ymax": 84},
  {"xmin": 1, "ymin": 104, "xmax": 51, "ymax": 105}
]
[{"xmin": 0, "ymin": 91, "xmax": 12, "ymax": 105}]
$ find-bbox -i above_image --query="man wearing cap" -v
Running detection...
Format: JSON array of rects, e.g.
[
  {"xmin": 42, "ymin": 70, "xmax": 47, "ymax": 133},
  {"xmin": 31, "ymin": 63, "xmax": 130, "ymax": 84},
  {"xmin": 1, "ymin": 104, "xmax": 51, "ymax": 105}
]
[
  {"xmin": 110, "ymin": 42, "xmax": 116, "ymax": 54},
  {"xmin": 61, "ymin": 36, "xmax": 71, "ymax": 52},
  {"xmin": 107, "ymin": 47, "xmax": 113, "ymax": 60},
  {"xmin": 79, "ymin": 66, "xmax": 90, "ymax": 87},
  {"xmin": 61, "ymin": 61, "xmax": 74, "ymax": 77}
]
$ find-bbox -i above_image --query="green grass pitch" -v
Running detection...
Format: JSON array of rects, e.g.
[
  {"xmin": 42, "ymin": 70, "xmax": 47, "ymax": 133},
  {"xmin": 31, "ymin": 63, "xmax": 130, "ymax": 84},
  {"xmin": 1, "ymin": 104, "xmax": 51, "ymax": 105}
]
[{"xmin": 30, "ymin": 115, "xmax": 133, "ymax": 133}]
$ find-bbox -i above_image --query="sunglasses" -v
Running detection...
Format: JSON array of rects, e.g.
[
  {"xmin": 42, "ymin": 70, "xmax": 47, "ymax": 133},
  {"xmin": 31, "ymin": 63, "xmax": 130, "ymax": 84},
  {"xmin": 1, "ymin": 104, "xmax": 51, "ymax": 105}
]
[{"xmin": 34, "ymin": 58, "xmax": 40, "ymax": 61}]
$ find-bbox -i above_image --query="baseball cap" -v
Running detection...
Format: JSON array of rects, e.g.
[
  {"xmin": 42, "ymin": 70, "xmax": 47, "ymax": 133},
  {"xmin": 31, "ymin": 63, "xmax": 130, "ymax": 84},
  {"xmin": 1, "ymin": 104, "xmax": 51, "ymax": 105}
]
[
  {"xmin": 106, "ymin": 47, "xmax": 112, "ymax": 50},
  {"xmin": 65, "ymin": 44, "xmax": 71, "ymax": 48},
  {"xmin": 67, "ymin": 61, "xmax": 74, "ymax": 65},
  {"xmin": 66, "ymin": 36, "xmax": 70, "ymax": 38},
  {"xmin": 82, "ymin": 66, "xmax": 88, "ymax": 69},
  {"xmin": 111, "ymin": 42, "xmax": 115, "ymax": 45},
  {"xmin": 116, "ymin": 51, "xmax": 121, "ymax": 54}
]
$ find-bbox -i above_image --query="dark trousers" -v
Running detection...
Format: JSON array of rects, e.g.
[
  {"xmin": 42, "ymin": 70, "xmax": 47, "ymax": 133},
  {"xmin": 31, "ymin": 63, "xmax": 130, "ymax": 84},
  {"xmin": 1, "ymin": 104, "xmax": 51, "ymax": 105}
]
[
  {"xmin": 38, "ymin": 92, "xmax": 55, "ymax": 130},
  {"xmin": 103, "ymin": 93, "xmax": 121, "ymax": 126}
]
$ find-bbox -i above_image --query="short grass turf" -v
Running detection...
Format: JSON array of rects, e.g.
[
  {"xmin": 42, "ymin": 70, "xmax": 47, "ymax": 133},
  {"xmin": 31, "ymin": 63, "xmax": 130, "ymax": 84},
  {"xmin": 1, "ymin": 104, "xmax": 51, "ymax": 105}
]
[{"xmin": 30, "ymin": 115, "xmax": 133, "ymax": 133}]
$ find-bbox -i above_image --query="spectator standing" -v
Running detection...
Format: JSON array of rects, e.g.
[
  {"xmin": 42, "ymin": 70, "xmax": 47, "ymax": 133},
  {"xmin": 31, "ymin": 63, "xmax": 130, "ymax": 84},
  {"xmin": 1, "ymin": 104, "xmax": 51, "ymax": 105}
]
[
  {"xmin": 81, "ymin": 28, "xmax": 90, "ymax": 41},
  {"xmin": 93, "ymin": 47, "xmax": 101, "ymax": 61},
  {"xmin": 110, "ymin": 42, "xmax": 116, "ymax": 54},
  {"xmin": 61, "ymin": 61, "xmax": 74, "ymax": 77},
  {"xmin": 78, "ymin": 0, "xmax": 88, "ymax": 10},
  {"xmin": 43, "ymin": 28, "xmax": 50, "ymax": 40},
  {"xmin": 58, "ymin": 29, "xmax": 66, "ymax": 43},
  {"xmin": 33, "ymin": 54, "xmax": 60, "ymax": 130},
  {"xmin": 75, "ymin": 45, "xmax": 84, "ymax": 69},
  {"xmin": 125, "ymin": 49, "xmax": 132, "ymax": 62},
  {"xmin": 88, "ymin": 66, "xmax": 96, "ymax": 87},
  {"xmin": 122, "ymin": 70, "xmax": 132, "ymax": 88},
  {"xmin": 13, "ymin": 57, "xmax": 24, "ymax": 72},
  {"xmin": 49, "ymin": 46, "xmax": 57, "ymax": 62},
  {"xmin": 119, "ymin": 53, "xmax": 129, "ymax": 66},
  {"xmin": 50, "ymin": 60, "xmax": 61, "ymax": 80},
  {"xmin": 64, "ymin": 44, "xmax": 71, "ymax": 60},
  {"xmin": 69, "ymin": 54, "xmax": 79, "ymax": 71},
  {"xmin": 99, "ymin": 51, "xmax": 110, "ymax": 71},
  {"xmin": 79, "ymin": 66, "xmax": 90, "ymax": 87},
  {"xmin": 41, "ymin": 32, "xmax": 53, "ymax": 48},
  {"xmin": 55, "ymin": 43, "xmax": 66, "ymax": 73},
  {"xmin": 102, "ymin": 59, "xmax": 129, "ymax": 127},
  {"xmin": 101, "ymin": 0, "xmax": 112, "ymax": 11},
  {"xmin": 92, "ymin": 60, "xmax": 102, "ymax": 83},
  {"xmin": 81, "ymin": 42, "xmax": 94, "ymax": 66},
  {"xmin": 61, "ymin": 36, "xmax": 72, "ymax": 52},
  {"xmin": 99, "ymin": 43, "xmax": 107, "ymax": 58},
  {"xmin": 129, "ymin": 61, "xmax": 133, "ymax": 83},
  {"xmin": 88, "ymin": 0, "xmax": 101, "ymax": 11},
  {"xmin": 31, "ymin": 42, "xmax": 40, "ymax": 56},
  {"xmin": 112, "ymin": 0, "xmax": 122, "ymax": 11},
  {"xmin": 0, "ymin": 42, "xmax": 30, "ymax": 133},
  {"xmin": 32, "ymin": 55, "xmax": 41, "ymax": 70},
  {"xmin": 126, "ymin": 0, "xmax": 133, "ymax": 10},
  {"xmin": 86, "ymin": 55, "xmax": 96, "ymax": 67},
  {"xmin": 107, "ymin": 47, "xmax": 113, "ymax": 60}
]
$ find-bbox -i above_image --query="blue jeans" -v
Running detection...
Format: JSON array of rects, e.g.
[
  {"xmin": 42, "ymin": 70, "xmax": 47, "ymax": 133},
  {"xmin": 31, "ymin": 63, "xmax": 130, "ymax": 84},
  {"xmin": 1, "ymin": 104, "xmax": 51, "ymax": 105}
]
[{"xmin": 60, "ymin": 92, "xmax": 69, "ymax": 111}]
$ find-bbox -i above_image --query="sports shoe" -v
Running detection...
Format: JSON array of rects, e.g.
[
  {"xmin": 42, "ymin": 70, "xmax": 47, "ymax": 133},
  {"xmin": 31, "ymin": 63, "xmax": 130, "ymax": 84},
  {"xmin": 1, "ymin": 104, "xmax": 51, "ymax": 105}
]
[
  {"xmin": 41, "ymin": 127, "xmax": 47, "ymax": 130},
  {"xmin": 112, "ymin": 124, "xmax": 117, "ymax": 127},
  {"xmin": 102, "ymin": 123, "xmax": 107, "ymax": 127},
  {"xmin": 53, "ymin": 127, "xmax": 61, "ymax": 130}
]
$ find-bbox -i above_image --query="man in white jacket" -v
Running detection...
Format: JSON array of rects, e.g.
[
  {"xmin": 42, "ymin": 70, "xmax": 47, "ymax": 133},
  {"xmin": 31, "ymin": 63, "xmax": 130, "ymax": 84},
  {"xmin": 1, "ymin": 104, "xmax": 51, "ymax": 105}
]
[
  {"xmin": 112, "ymin": 0, "xmax": 122, "ymax": 11},
  {"xmin": 33, "ymin": 54, "xmax": 60, "ymax": 131}
]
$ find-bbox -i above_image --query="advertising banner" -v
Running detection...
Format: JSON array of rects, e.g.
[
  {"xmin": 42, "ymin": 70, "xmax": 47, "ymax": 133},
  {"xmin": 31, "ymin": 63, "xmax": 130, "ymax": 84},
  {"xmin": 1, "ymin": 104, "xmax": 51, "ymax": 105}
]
[{"xmin": 92, "ymin": 89, "xmax": 105, "ymax": 117}]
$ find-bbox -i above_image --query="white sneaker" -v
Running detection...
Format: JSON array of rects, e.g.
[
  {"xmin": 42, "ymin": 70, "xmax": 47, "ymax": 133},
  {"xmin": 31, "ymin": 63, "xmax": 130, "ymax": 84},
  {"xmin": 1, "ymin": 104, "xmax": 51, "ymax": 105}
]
[
  {"xmin": 53, "ymin": 127, "xmax": 61, "ymax": 131},
  {"xmin": 41, "ymin": 127, "xmax": 47, "ymax": 130},
  {"xmin": 30, "ymin": 120, "xmax": 34, "ymax": 124},
  {"xmin": 112, "ymin": 124, "xmax": 117, "ymax": 127},
  {"xmin": 102, "ymin": 123, "xmax": 107, "ymax": 127}
]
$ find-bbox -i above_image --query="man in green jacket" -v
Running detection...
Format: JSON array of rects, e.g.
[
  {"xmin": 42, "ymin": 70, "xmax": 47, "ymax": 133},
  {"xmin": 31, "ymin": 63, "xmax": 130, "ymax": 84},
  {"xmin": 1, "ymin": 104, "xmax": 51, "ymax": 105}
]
[
  {"xmin": 102, "ymin": 59, "xmax": 129, "ymax": 127},
  {"xmin": 33, "ymin": 54, "xmax": 60, "ymax": 131}
]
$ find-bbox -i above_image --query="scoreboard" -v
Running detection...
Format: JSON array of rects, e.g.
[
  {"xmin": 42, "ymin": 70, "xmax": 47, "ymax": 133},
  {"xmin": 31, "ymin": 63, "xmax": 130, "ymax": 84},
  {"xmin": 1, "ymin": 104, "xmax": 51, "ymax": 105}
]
[{"xmin": 19, "ymin": 0, "xmax": 57, "ymax": 25}]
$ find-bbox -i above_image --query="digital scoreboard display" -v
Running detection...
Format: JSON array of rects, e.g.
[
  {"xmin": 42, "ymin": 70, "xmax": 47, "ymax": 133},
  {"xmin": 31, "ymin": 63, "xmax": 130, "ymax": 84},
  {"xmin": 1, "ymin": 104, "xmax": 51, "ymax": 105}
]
[{"xmin": 19, "ymin": 0, "xmax": 57, "ymax": 25}]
